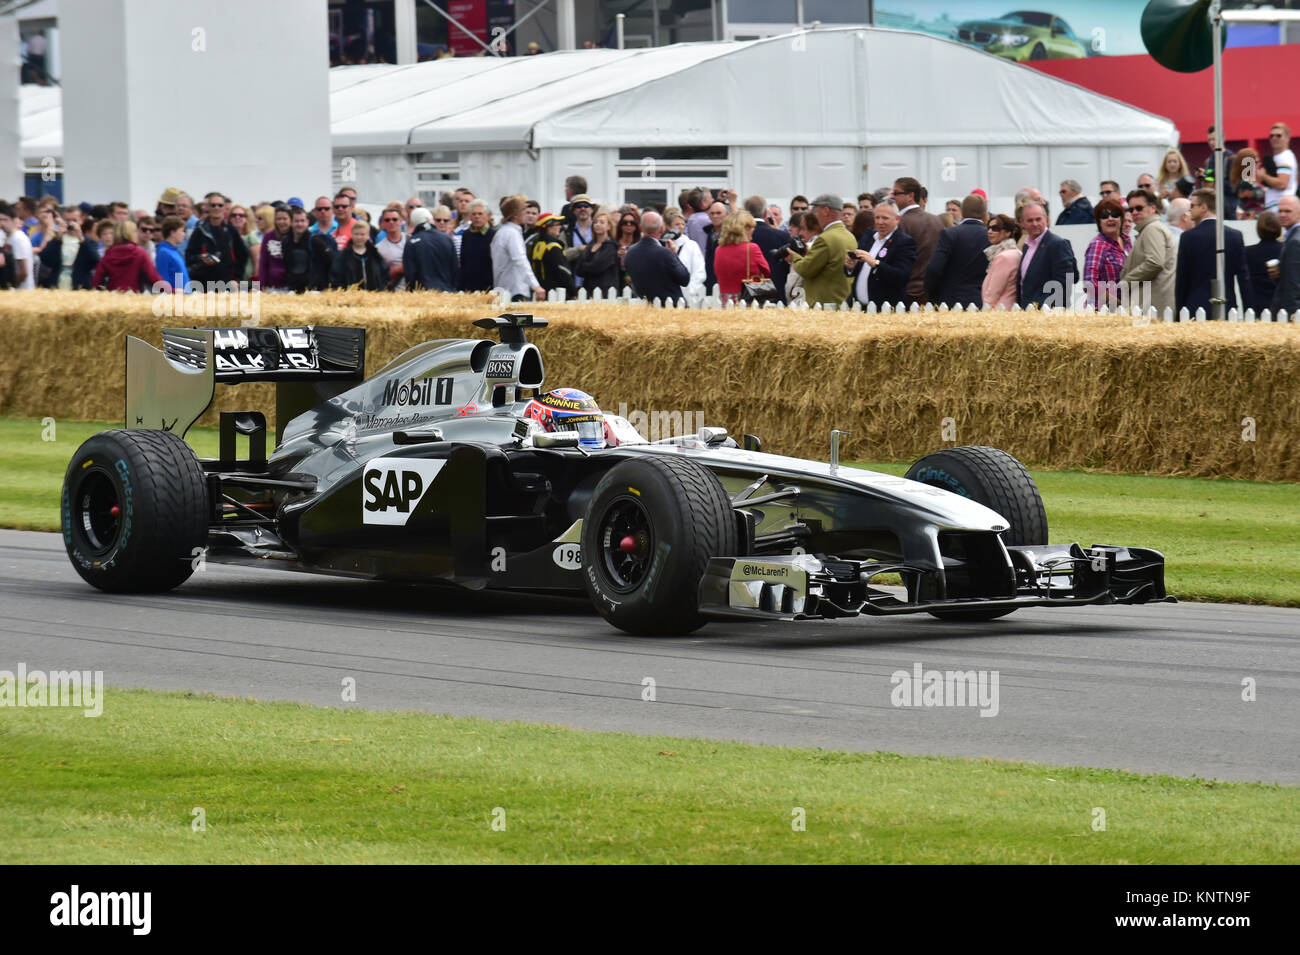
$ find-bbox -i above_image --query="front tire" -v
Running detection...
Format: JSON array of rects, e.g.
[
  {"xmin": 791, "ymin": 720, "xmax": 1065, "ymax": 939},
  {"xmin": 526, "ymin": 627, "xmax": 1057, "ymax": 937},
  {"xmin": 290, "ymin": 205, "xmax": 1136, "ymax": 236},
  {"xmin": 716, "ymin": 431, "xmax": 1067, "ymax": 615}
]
[
  {"xmin": 906, "ymin": 445, "xmax": 1047, "ymax": 621},
  {"xmin": 62, "ymin": 429, "xmax": 209, "ymax": 593},
  {"xmin": 581, "ymin": 456, "xmax": 734, "ymax": 635}
]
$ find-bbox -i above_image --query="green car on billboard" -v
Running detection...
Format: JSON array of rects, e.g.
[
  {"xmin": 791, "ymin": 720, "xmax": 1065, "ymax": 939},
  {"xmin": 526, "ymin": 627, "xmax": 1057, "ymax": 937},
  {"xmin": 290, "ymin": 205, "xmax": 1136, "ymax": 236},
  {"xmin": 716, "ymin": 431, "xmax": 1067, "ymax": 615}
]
[{"xmin": 955, "ymin": 9, "xmax": 1089, "ymax": 60}]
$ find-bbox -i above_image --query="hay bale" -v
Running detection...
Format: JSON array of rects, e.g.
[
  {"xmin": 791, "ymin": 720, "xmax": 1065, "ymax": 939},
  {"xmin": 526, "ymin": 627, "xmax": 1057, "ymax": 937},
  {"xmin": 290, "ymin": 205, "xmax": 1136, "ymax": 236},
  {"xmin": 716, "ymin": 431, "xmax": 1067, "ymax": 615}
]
[{"xmin": 1, "ymin": 290, "xmax": 1296, "ymax": 480}]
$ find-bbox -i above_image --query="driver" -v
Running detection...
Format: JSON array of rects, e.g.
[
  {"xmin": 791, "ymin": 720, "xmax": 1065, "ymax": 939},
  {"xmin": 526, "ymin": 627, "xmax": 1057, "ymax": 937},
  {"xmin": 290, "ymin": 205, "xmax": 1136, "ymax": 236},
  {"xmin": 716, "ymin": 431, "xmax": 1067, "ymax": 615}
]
[{"xmin": 524, "ymin": 388, "xmax": 612, "ymax": 449}]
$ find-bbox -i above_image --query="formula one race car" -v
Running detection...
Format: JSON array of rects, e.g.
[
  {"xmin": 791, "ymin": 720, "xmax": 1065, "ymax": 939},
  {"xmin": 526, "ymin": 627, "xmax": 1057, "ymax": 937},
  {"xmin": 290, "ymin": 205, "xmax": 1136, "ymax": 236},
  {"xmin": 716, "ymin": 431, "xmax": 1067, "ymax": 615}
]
[{"xmin": 62, "ymin": 315, "xmax": 1172, "ymax": 635}]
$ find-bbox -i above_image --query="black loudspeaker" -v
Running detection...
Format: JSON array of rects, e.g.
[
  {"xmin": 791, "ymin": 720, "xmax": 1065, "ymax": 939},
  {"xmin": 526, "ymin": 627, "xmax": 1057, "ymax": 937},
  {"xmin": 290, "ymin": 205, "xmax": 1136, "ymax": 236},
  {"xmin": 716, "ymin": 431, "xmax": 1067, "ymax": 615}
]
[{"xmin": 1140, "ymin": 0, "xmax": 1228, "ymax": 73}]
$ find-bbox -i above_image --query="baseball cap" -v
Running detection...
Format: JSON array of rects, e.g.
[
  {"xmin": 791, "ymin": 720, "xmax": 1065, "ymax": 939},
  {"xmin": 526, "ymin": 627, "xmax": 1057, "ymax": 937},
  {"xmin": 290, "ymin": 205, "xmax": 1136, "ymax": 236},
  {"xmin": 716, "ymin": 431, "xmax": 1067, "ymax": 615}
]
[
  {"xmin": 410, "ymin": 207, "xmax": 433, "ymax": 228},
  {"xmin": 536, "ymin": 212, "xmax": 562, "ymax": 228},
  {"xmin": 287, "ymin": 197, "xmax": 304, "ymax": 208}
]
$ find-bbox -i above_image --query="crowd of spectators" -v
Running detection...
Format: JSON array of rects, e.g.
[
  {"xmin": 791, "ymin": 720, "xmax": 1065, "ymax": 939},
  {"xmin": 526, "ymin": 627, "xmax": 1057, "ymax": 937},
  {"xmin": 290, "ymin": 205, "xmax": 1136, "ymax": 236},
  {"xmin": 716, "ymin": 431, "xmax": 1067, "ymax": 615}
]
[{"xmin": 3, "ymin": 120, "xmax": 1297, "ymax": 315}]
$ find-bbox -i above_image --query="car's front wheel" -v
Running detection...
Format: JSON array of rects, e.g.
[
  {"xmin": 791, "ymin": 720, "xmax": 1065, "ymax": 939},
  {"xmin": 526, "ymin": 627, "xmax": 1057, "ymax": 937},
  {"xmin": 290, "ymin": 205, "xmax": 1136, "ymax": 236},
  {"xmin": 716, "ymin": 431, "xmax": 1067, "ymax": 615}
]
[
  {"xmin": 906, "ymin": 445, "xmax": 1047, "ymax": 621},
  {"xmin": 581, "ymin": 456, "xmax": 734, "ymax": 635}
]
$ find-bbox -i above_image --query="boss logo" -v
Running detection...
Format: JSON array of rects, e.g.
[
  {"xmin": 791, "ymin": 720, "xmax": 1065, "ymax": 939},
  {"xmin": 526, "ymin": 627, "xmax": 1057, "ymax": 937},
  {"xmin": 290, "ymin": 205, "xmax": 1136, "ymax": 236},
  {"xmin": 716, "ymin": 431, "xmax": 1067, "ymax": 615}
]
[
  {"xmin": 485, "ymin": 358, "xmax": 515, "ymax": 379},
  {"xmin": 361, "ymin": 458, "xmax": 446, "ymax": 525}
]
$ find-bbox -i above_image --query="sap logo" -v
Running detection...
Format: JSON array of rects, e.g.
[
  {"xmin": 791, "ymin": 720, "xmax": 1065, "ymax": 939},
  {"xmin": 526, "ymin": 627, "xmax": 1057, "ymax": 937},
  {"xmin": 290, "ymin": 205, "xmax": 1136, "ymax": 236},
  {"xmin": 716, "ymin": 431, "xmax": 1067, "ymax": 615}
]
[
  {"xmin": 485, "ymin": 357, "xmax": 515, "ymax": 379},
  {"xmin": 361, "ymin": 458, "xmax": 446, "ymax": 525}
]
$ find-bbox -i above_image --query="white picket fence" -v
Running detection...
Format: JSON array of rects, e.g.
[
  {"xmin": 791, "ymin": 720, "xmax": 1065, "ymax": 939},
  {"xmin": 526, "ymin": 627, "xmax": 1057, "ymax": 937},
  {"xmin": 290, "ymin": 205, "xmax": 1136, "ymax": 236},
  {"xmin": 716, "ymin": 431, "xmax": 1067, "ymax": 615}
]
[{"xmin": 497, "ymin": 285, "xmax": 1294, "ymax": 323}]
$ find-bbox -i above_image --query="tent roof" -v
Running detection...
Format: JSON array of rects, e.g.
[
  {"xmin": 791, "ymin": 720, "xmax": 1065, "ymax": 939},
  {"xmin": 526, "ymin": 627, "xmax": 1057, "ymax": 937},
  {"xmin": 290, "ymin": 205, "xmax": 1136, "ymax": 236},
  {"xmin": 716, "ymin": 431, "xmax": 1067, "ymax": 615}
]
[{"xmin": 21, "ymin": 28, "xmax": 1176, "ymax": 159}]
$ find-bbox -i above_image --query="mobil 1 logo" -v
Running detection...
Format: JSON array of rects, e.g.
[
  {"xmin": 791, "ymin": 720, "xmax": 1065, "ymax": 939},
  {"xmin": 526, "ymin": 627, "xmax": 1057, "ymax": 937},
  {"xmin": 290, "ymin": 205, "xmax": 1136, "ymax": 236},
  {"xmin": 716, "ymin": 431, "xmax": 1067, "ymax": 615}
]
[
  {"xmin": 382, "ymin": 375, "xmax": 454, "ymax": 407},
  {"xmin": 362, "ymin": 457, "xmax": 446, "ymax": 525}
]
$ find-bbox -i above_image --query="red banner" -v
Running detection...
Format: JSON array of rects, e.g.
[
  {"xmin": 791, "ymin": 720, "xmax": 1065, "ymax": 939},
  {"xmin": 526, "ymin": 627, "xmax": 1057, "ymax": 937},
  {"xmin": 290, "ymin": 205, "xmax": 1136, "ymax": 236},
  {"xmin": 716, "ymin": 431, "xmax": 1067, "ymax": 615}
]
[{"xmin": 448, "ymin": 0, "xmax": 487, "ymax": 57}]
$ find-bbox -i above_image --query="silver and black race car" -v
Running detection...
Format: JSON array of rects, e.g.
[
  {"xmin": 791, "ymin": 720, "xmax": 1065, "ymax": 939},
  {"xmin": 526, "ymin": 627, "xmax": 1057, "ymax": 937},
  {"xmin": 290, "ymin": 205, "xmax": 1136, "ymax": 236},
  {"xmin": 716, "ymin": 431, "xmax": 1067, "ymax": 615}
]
[{"xmin": 62, "ymin": 315, "xmax": 1172, "ymax": 635}]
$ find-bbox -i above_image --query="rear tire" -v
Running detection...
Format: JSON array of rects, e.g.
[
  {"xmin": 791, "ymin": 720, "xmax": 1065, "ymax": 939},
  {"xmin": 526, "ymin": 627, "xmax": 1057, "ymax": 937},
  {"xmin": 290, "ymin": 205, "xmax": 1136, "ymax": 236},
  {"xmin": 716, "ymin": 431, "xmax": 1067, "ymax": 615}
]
[
  {"xmin": 62, "ymin": 429, "xmax": 209, "ymax": 593},
  {"xmin": 582, "ymin": 455, "xmax": 734, "ymax": 635},
  {"xmin": 906, "ymin": 446, "xmax": 1047, "ymax": 621}
]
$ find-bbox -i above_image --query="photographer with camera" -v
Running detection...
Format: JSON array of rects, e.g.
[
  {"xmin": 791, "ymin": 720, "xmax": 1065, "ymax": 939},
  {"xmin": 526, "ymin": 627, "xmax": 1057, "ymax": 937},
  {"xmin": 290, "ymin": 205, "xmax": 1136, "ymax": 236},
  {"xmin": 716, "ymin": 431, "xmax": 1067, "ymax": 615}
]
[
  {"xmin": 785, "ymin": 193, "xmax": 855, "ymax": 307},
  {"xmin": 186, "ymin": 191, "xmax": 249, "ymax": 289}
]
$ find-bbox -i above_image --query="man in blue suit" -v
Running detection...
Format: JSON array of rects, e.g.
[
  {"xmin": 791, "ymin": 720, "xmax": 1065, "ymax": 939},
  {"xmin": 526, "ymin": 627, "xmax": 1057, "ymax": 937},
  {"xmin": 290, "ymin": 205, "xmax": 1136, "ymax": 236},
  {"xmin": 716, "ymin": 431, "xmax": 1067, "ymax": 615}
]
[
  {"xmin": 624, "ymin": 211, "xmax": 689, "ymax": 305},
  {"xmin": 1175, "ymin": 188, "xmax": 1251, "ymax": 317},
  {"xmin": 924, "ymin": 193, "xmax": 990, "ymax": 308},
  {"xmin": 1016, "ymin": 202, "xmax": 1078, "ymax": 308},
  {"xmin": 1055, "ymin": 180, "xmax": 1094, "ymax": 225},
  {"xmin": 847, "ymin": 199, "xmax": 916, "ymax": 309}
]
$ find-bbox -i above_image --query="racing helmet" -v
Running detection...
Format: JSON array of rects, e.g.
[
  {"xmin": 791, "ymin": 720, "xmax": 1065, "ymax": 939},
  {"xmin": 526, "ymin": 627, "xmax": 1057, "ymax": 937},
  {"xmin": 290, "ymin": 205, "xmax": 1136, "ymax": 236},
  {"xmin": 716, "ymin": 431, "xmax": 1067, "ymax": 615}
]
[{"xmin": 524, "ymin": 388, "xmax": 607, "ymax": 449}]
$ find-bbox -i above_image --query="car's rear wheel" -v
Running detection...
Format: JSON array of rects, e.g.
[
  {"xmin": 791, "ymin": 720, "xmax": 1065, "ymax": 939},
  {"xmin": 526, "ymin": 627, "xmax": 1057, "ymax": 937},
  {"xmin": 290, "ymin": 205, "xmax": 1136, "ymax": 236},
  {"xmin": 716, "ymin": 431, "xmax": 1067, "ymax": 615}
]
[
  {"xmin": 906, "ymin": 445, "xmax": 1047, "ymax": 621},
  {"xmin": 581, "ymin": 456, "xmax": 734, "ymax": 635},
  {"xmin": 1030, "ymin": 43, "xmax": 1046, "ymax": 60},
  {"xmin": 62, "ymin": 429, "xmax": 209, "ymax": 593}
]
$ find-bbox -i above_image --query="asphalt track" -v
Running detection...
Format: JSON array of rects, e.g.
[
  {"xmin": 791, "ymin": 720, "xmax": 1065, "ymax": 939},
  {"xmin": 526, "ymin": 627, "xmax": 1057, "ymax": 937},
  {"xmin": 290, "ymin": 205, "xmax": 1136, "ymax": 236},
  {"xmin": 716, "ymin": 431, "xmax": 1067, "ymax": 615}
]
[{"xmin": 2, "ymin": 529, "xmax": 1296, "ymax": 783}]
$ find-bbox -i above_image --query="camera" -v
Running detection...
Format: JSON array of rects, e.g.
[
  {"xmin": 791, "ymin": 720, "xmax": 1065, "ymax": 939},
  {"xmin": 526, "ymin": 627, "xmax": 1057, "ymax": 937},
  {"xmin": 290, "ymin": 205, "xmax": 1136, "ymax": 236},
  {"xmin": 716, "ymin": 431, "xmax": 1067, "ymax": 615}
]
[
  {"xmin": 662, "ymin": 229, "xmax": 681, "ymax": 242},
  {"xmin": 774, "ymin": 236, "xmax": 806, "ymax": 257}
]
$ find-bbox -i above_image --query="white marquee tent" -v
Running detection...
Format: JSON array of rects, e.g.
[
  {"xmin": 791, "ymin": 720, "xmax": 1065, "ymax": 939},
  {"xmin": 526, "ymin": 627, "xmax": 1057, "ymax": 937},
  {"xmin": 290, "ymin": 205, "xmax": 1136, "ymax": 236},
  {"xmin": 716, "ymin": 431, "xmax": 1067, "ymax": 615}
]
[{"xmin": 24, "ymin": 27, "xmax": 1177, "ymax": 214}]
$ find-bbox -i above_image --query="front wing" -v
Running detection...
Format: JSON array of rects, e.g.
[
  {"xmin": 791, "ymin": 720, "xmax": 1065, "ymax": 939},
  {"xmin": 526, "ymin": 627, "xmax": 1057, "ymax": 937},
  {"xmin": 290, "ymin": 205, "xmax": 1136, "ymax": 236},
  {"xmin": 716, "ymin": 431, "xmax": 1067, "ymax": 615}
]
[{"xmin": 699, "ymin": 543, "xmax": 1173, "ymax": 621}]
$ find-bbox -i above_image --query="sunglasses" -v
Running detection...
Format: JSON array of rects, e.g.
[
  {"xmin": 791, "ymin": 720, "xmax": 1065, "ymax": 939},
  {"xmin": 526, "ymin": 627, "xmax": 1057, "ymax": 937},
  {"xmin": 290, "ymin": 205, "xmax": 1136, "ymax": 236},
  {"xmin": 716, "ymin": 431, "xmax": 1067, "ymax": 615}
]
[
  {"xmin": 381, "ymin": 217, "xmax": 400, "ymax": 223},
  {"xmin": 573, "ymin": 203, "xmax": 591, "ymax": 209},
  {"xmin": 207, "ymin": 202, "xmax": 226, "ymax": 208},
  {"xmin": 1270, "ymin": 133, "xmax": 1285, "ymax": 138},
  {"xmin": 791, "ymin": 205, "xmax": 808, "ymax": 212},
  {"xmin": 1098, "ymin": 210, "xmax": 1122, "ymax": 220},
  {"xmin": 334, "ymin": 203, "xmax": 350, "ymax": 209},
  {"xmin": 230, "ymin": 212, "xmax": 246, "ymax": 218},
  {"xmin": 620, "ymin": 220, "xmax": 636, "ymax": 226},
  {"xmin": 1129, "ymin": 204, "xmax": 1147, "ymax": 213}
]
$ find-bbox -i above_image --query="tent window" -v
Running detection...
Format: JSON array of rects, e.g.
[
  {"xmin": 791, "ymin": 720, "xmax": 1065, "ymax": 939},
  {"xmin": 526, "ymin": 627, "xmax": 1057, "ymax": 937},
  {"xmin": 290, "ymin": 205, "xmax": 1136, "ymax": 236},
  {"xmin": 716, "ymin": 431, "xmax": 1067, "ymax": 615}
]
[
  {"xmin": 413, "ymin": 152, "xmax": 461, "ymax": 187},
  {"xmin": 617, "ymin": 147, "xmax": 728, "ymax": 162}
]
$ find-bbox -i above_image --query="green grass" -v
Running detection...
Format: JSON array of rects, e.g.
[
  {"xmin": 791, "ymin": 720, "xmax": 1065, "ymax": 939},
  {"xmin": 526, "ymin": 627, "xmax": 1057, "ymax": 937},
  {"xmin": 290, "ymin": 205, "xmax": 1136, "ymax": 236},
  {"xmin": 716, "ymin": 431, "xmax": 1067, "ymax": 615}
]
[
  {"xmin": 2, "ymin": 416, "xmax": 1296, "ymax": 606},
  {"xmin": 0, "ymin": 417, "xmax": 223, "ymax": 531},
  {"xmin": 1, "ymin": 688, "xmax": 1294, "ymax": 864}
]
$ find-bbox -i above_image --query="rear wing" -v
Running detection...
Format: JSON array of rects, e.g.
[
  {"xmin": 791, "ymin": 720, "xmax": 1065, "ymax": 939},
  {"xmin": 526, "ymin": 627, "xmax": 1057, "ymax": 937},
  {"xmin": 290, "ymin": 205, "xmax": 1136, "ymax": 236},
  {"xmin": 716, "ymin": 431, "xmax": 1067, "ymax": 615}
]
[{"xmin": 126, "ymin": 326, "xmax": 365, "ymax": 439}]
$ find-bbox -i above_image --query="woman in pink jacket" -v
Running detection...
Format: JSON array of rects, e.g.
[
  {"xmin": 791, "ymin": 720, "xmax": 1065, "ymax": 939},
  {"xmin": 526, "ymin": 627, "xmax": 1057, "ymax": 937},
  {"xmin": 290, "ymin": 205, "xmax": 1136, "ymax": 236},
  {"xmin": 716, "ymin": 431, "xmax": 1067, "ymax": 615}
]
[{"xmin": 981, "ymin": 213, "xmax": 1021, "ymax": 309}]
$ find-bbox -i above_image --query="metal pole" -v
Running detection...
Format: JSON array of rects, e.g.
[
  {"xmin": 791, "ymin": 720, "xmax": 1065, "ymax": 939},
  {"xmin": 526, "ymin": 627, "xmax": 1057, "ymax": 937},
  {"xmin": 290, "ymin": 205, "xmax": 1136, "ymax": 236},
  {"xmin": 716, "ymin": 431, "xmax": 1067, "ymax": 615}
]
[
  {"xmin": 616, "ymin": 13, "xmax": 625, "ymax": 49},
  {"xmin": 1211, "ymin": 0, "xmax": 1225, "ymax": 320},
  {"xmin": 394, "ymin": 0, "xmax": 417, "ymax": 64},
  {"xmin": 557, "ymin": 0, "xmax": 576, "ymax": 50},
  {"xmin": 650, "ymin": 0, "xmax": 658, "ymax": 46},
  {"xmin": 796, "ymin": 0, "xmax": 804, "ymax": 31}
]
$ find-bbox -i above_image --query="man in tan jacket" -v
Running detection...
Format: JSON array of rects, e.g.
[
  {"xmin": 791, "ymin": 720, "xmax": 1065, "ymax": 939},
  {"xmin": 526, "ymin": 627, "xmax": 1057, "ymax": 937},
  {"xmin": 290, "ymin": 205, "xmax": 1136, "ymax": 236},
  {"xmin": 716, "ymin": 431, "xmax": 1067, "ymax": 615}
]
[
  {"xmin": 1118, "ymin": 188, "xmax": 1176, "ymax": 315},
  {"xmin": 787, "ymin": 193, "xmax": 856, "ymax": 307}
]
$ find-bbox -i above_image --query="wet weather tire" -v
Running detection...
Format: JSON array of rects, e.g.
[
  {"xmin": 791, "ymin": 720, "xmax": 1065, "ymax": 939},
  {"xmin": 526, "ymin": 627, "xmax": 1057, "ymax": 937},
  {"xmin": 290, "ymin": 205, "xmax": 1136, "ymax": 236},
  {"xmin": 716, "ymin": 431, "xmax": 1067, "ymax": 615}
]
[
  {"xmin": 582, "ymin": 455, "xmax": 734, "ymax": 636},
  {"xmin": 906, "ymin": 445, "xmax": 1047, "ymax": 621},
  {"xmin": 62, "ymin": 429, "xmax": 209, "ymax": 593}
]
